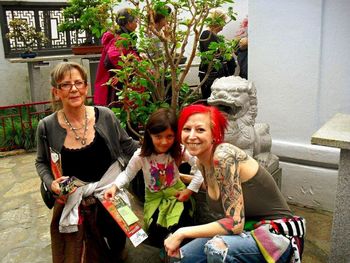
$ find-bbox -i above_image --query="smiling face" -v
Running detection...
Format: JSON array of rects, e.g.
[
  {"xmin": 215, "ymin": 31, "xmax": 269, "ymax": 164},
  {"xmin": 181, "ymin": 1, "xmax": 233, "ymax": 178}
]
[
  {"xmin": 150, "ymin": 127, "xmax": 175, "ymax": 154},
  {"xmin": 53, "ymin": 68, "xmax": 88, "ymax": 110},
  {"xmin": 181, "ymin": 113, "xmax": 214, "ymax": 162}
]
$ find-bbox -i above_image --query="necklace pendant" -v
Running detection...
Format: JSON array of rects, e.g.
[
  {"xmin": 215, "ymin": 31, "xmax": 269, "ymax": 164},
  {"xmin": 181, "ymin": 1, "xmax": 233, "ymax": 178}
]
[
  {"xmin": 75, "ymin": 135, "xmax": 80, "ymax": 140},
  {"xmin": 81, "ymin": 138, "xmax": 86, "ymax": 145}
]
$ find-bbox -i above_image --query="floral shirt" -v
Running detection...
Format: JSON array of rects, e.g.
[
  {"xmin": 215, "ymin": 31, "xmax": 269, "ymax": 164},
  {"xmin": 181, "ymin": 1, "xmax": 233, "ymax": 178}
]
[{"xmin": 114, "ymin": 148, "xmax": 203, "ymax": 193}]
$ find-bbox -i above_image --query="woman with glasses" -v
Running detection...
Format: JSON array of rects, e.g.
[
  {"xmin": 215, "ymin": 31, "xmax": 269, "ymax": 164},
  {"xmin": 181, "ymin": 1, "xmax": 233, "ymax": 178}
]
[{"xmin": 35, "ymin": 61, "xmax": 139, "ymax": 263}]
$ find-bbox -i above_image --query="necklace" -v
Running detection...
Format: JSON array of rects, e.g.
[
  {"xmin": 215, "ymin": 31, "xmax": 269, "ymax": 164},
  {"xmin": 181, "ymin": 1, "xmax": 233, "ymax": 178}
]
[{"xmin": 63, "ymin": 107, "xmax": 88, "ymax": 145}]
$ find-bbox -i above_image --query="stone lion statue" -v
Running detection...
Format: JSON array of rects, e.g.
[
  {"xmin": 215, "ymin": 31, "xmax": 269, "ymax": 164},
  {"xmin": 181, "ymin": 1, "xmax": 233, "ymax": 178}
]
[{"xmin": 207, "ymin": 76, "xmax": 279, "ymax": 173}]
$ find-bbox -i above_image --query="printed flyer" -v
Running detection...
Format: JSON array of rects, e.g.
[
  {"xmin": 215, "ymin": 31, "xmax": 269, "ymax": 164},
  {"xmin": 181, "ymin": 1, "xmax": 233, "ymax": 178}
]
[{"xmin": 100, "ymin": 192, "xmax": 148, "ymax": 247}]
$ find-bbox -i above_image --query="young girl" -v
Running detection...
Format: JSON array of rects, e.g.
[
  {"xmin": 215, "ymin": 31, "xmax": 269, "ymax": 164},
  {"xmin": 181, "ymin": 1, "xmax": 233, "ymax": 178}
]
[{"xmin": 104, "ymin": 108, "xmax": 203, "ymax": 248}]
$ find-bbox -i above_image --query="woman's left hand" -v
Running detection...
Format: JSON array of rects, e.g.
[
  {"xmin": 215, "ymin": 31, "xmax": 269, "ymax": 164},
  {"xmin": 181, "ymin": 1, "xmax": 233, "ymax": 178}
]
[{"xmin": 164, "ymin": 231, "xmax": 184, "ymax": 257}]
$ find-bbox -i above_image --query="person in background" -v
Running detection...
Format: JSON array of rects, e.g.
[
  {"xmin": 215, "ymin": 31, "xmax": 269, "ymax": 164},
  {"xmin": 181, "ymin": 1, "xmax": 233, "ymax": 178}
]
[
  {"xmin": 237, "ymin": 37, "xmax": 248, "ymax": 79},
  {"xmin": 198, "ymin": 9, "xmax": 236, "ymax": 100},
  {"xmin": 142, "ymin": 5, "xmax": 173, "ymax": 103},
  {"xmin": 94, "ymin": 7, "xmax": 139, "ymax": 106},
  {"xmin": 36, "ymin": 62, "xmax": 139, "ymax": 263},
  {"xmin": 144, "ymin": 5, "xmax": 172, "ymax": 59},
  {"xmin": 104, "ymin": 108, "xmax": 203, "ymax": 257},
  {"xmin": 164, "ymin": 104, "xmax": 305, "ymax": 263}
]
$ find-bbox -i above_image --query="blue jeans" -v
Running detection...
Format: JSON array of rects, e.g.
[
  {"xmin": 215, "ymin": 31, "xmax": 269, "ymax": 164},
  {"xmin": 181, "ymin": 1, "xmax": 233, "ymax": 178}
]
[{"xmin": 170, "ymin": 232, "xmax": 292, "ymax": 263}]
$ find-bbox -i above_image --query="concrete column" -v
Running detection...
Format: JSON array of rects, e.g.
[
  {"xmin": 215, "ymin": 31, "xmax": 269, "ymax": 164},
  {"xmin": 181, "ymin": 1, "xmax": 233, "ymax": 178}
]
[
  {"xmin": 311, "ymin": 113, "xmax": 350, "ymax": 262},
  {"xmin": 330, "ymin": 149, "xmax": 350, "ymax": 261}
]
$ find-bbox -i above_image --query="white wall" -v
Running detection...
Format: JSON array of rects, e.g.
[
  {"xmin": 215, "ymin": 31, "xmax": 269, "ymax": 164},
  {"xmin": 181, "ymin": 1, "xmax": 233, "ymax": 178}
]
[
  {"xmin": 250, "ymin": 0, "xmax": 350, "ymax": 211},
  {"xmin": 0, "ymin": 33, "xmax": 29, "ymax": 105}
]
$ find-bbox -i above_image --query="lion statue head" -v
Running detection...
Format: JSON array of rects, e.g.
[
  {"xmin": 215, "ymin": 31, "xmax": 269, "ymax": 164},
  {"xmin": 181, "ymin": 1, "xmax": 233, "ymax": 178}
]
[
  {"xmin": 207, "ymin": 76, "xmax": 259, "ymax": 157},
  {"xmin": 207, "ymin": 76, "xmax": 257, "ymax": 125}
]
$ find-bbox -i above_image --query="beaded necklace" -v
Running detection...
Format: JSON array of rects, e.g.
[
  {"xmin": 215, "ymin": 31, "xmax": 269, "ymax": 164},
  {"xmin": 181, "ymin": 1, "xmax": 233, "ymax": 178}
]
[{"xmin": 63, "ymin": 107, "xmax": 88, "ymax": 145}]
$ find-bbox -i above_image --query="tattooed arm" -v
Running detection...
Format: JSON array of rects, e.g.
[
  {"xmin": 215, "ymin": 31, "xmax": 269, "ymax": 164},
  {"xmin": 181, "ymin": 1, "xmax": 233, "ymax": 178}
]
[
  {"xmin": 214, "ymin": 143, "xmax": 250, "ymax": 235},
  {"xmin": 164, "ymin": 143, "xmax": 258, "ymax": 256}
]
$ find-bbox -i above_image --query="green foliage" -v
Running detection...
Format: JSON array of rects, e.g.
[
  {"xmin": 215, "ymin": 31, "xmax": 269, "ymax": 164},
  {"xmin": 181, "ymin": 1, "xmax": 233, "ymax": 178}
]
[
  {"xmin": 6, "ymin": 18, "xmax": 48, "ymax": 53},
  {"xmin": 0, "ymin": 109, "xmax": 41, "ymax": 151},
  {"xmin": 199, "ymin": 37, "xmax": 240, "ymax": 72},
  {"xmin": 58, "ymin": 0, "xmax": 117, "ymax": 44}
]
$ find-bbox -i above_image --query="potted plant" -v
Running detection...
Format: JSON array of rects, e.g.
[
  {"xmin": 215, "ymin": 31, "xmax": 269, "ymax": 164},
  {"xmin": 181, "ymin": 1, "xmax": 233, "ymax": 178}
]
[
  {"xmin": 58, "ymin": 0, "xmax": 116, "ymax": 54},
  {"xmin": 109, "ymin": 0, "xmax": 237, "ymax": 138},
  {"xmin": 6, "ymin": 18, "xmax": 48, "ymax": 58}
]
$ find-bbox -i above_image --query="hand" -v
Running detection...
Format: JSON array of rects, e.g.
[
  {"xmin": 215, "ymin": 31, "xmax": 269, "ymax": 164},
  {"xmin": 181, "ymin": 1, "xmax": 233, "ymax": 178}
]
[
  {"xmin": 104, "ymin": 184, "xmax": 119, "ymax": 200},
  {"xmin": 175, "ymin": 188, "xmax": 193, "ymax": 202},
  {"xmin": 51, "ymin": 176, "xmax": 69, "ymax": 195},
  {"xmin": 164, "ymin": 231, "xmax": 183, "ymax": 258}
]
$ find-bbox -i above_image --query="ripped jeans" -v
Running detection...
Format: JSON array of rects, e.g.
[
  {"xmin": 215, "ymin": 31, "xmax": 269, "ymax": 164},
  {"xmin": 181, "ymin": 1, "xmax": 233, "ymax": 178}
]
[{"xmin": 170, "ymin": 232, "xmax": 292, "ymax": 263}]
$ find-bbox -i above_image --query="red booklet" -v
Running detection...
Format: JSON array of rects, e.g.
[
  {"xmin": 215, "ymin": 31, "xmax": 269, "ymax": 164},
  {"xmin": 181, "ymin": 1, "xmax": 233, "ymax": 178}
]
[
  {"xmin": 100, "ymin": 192, "xmax": 148, "ymax": 247},
  {"xmin": 50, "ymin": 147, "xmax": 62, "ymax": 179}
]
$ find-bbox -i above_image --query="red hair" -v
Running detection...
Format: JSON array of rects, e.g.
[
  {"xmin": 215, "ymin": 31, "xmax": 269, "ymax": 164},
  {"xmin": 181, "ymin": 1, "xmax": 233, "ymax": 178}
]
[{"xmin": 177, "ymin": 104, "xmax": 228, "ymax": 145}]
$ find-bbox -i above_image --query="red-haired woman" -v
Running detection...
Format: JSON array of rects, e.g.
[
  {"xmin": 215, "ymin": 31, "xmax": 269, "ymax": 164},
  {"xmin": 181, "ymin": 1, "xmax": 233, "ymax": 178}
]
[{"xmin": 164, "ymin": 104, "xmax": 305, "ymax": 263}]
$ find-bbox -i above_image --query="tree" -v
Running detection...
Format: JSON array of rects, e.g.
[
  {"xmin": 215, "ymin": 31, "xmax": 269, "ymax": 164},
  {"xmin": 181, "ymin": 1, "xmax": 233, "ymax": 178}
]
[
  {"xmin": 58, "ymin": 0, "xmax": 117, "ymax": 45},
  {"xmin": 6, "ymin": 18, "xmax": 48, "ymax": 54},
  {"xmin": 109, "ymin": 0, "xmax": 238, "ymax": 138}
]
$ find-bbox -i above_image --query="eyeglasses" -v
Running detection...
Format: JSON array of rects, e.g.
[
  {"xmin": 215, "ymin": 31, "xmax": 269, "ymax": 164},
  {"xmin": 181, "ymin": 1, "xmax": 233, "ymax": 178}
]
[{"xmin": 57, "ymin": 81, "xmax": 87, "ymax": 91}]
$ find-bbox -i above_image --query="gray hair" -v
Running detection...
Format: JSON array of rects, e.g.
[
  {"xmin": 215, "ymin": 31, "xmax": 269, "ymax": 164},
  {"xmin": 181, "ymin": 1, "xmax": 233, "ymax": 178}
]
[{"xmin": 116, "ymin": 8, "xmax": 136, "ymax": 26}]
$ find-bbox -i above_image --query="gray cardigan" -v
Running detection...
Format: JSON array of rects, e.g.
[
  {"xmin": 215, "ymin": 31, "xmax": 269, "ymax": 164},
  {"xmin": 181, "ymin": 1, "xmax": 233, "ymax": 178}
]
[{"xmin": 35, "ymin": 106, "xmax": 139, "ymax": 192}]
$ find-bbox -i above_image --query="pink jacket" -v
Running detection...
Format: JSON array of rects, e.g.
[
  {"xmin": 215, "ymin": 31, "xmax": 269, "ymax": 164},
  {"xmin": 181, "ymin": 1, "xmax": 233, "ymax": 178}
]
[
  {"xmin": 94, "ymin": 32, "xmax": 116, "ymax": 106},
  {"xmin": 94, "ymin": 32, "xmax": 141, "ymax": 106}
]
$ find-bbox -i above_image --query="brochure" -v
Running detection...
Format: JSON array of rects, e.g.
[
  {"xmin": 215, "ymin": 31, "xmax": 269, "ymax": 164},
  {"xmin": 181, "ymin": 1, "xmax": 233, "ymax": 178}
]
[
  {"xmin": 100, "ymin": 191, "xmax": 148, "ymax": 247},
  {"xmin": 50, "ymin": 147, "xmax": 62, "ymax": 179},
  {"xmin": 50, "ymin": 147, "xmax": 87, "ymax": 194},
  {"xmin": 59, "ymin": 176, "xmax": 88, "ymax": 195}
]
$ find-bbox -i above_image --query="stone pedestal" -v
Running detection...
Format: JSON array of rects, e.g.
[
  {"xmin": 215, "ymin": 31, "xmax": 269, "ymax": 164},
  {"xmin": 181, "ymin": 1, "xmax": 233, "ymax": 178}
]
[{"xmin": 311, "ymin": 113, "xmax": 350, "ymax": 263}]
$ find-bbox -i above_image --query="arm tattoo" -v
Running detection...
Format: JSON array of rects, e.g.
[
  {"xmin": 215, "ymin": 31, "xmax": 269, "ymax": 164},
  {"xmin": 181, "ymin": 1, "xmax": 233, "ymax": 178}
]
[{"xmin": 214, "ymin": 144, "xmax": 247, "ymax": 232}]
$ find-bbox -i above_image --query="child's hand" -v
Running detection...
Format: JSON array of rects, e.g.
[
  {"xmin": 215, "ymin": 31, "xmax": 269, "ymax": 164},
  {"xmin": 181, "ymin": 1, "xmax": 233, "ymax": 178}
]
[
  {"xmin": 175, "ymin": 189, "xmax": 193, "ymax": 202},
  {"xmin": 104, "ymin": 184, "xmax": 119, "ymax": 200}
]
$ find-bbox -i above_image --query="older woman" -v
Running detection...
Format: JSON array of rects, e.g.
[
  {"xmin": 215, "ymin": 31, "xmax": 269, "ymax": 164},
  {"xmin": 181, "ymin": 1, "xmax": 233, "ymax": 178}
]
[
  {"xmin": 36, "ymin": 62, "xmax": 138, "ymax": 263},
  {"xmin": 164, "ymin": 104, "xmax": 305, "ymax": 263}
]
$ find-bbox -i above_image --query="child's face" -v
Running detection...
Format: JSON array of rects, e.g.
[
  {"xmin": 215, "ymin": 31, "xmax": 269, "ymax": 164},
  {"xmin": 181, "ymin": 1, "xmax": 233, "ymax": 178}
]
[{"xmin": 150, "ymin": 127, "xmax": 175, "ymax": 154}]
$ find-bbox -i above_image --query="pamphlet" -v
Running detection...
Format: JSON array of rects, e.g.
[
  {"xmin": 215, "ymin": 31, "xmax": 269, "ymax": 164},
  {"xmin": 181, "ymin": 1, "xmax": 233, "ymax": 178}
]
[
  {"xmin": 59, "ymin": 176, "xmax": 88, "ymax": 195},
  {"xmin": 100, "ymin": 191, "xmax": 148, "ymax": 247},
  {"xmin": 50, "ymin": 147, "xmax": 62, "ymax": 179},
  {"xmin": 117, "ymin": 205, "xmax": 139, "ymax": 226},
  {"xmin": 49, "ymin": 147, "xmax": 87, "ymax": 195}
]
